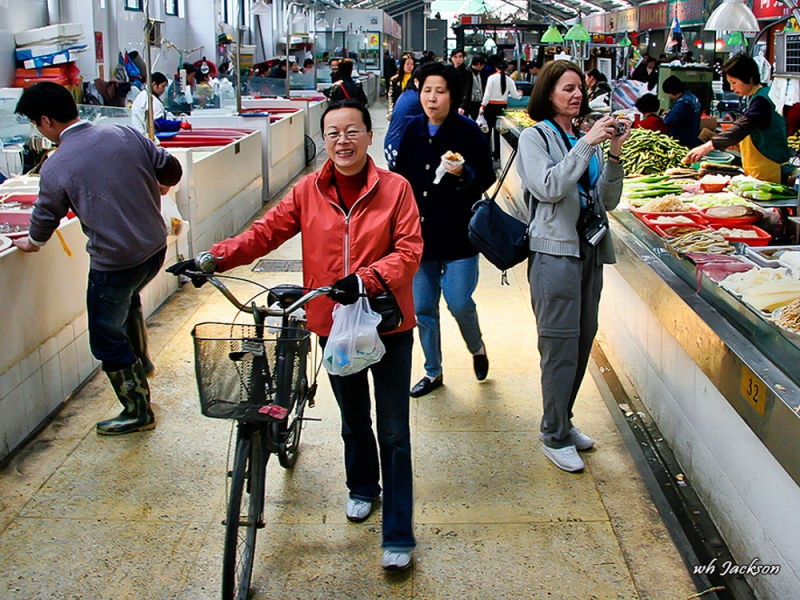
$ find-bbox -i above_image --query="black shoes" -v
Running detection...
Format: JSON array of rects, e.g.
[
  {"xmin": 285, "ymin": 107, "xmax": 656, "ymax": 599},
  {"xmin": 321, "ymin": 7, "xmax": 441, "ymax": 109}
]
[
  {"xmin": 410, "ymin": 375, "xmax": 443, "ymax": 398},
  {"xmin": 473, "ymin": 353, "xmax": 489, "ymax": 381}
]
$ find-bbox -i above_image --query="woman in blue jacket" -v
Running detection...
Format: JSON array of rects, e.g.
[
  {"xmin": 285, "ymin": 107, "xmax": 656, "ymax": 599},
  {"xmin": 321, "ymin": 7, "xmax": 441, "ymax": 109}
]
[{"xmin": 395, "ymin": 62, "xmax": 496, "ymax": 397}]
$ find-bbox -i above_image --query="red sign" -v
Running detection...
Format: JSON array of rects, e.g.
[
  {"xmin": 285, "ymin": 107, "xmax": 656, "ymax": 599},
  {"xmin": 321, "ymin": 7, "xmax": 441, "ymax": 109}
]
[
  {"xmin": 461, "ymin": 15, "xmax": 482, "ymax": 24},
  {"xmin": 638, "ymin": 2, "xmax": 668, "ymax": 30},
  {"xmin": 752, "ymin": 0, "xmax": 791, "ymax": 19},
  {"xmin": 95, "ymin": 31, "xmax": 104, "ymax": 63}
]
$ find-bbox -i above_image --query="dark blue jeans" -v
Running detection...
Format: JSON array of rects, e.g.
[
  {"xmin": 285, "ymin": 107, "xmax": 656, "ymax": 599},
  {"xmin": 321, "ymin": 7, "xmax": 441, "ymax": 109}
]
[
  {"xmin": 87, "ymin": 247, "xmax": 166, "ymax": 372},
  {"xmin": 322, "ymin": 329, "xmax": 415, "ymax": 552}
]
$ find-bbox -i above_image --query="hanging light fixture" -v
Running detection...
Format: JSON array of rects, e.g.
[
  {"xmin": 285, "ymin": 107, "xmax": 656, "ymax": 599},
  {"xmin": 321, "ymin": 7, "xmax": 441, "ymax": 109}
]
[
  {"xmin": 618, "ymin": 34, "xmax": 632, "ymax": 47},
  {"xmin": 541, "ymin": 25, "xmax": 564, "ymax": 44},
  {"xmin": 565, "ymin": 21, "xmax": 591, "ymax": 42},
  {"xmin": 250, "ymin": 0, "xmax": 271, "ymax": 15},
  {"xmin": 704, "ymin": 0, "xmax": 760, "ymax": 33}
]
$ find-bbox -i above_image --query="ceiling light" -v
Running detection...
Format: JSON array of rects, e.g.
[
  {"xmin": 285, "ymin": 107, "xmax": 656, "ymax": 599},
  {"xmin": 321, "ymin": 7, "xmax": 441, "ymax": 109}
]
[
  {"xmin": 704, "ymin": 0, "xmax": 760, "ymax": 33},
  {"xmin": 565, "ymin": 22, "xmax": 591, "ymax": 42},
  {"xmin": 541, "ymin": 25, "xmax": 564, "ymax": 44},
  {"xmin": 250, "ymin": 0, "xmax": 270, "ymax": 15}
]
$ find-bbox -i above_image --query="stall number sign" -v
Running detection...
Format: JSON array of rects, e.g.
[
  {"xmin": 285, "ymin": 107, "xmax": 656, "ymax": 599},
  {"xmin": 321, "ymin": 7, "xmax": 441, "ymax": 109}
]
[{"xmin": 740, "ymin": 366, "xmax": 767, "ymax": 416}]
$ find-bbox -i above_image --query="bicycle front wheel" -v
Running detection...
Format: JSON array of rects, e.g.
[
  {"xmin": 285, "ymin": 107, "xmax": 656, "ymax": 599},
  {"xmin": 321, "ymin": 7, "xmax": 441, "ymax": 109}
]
[{"xmin": 222, "ymin": 426, "xmax": 267, "ymax": 600}]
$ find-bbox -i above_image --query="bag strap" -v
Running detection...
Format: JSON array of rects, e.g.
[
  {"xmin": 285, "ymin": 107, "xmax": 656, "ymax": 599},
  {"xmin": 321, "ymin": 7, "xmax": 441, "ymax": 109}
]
[
  {"xmin": 371, "ymin": 268, "xmax": 391, "ymax": 293},
  {"xmin": 338, "ymin": 81, "xmax": 352, "ymax": 99}
]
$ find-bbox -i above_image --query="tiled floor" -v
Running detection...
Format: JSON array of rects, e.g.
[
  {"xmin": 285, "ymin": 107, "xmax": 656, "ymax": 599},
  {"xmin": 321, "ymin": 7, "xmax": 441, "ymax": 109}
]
[{"xmin": 0, "ymin": 100, "xmax": 698, "ymax": 599}]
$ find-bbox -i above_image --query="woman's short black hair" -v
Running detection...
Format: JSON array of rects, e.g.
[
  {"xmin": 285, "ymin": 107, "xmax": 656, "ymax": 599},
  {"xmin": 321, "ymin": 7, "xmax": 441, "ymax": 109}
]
[
  {"xmin": 416, "ymin": 62, "xmax": 462, "ymax": 115},
  {"xmin": 151, "ymin": 72, "xmax": 169, "ymax": 86},
  {"xmin": 320, "ymin": 99, "xmax": 372, "ymax": 132},
  {"xmin": 635, "ymin": 93, "xmax": 661, "ymax": 114},
  {"xmin": 15, "ymin": 81, "xmax": 79, "ymax": 124},
  {"xmin": 586, "ymin": 68, "xmax": 607, "ymax": 83},
  {"xmin": 527, "ymin": 60, "xmax": 590, "ymax": 122},
  {"xmin": 723, "ymin": 52, "xmax": 761, "ymax": 85},
  {"xmin": 303, "ymin": 58, "xmax": 314, "ymax": 68},
  {"xmin": 662, "ymin": 75, "xmax": 686, "ymax": 95}
]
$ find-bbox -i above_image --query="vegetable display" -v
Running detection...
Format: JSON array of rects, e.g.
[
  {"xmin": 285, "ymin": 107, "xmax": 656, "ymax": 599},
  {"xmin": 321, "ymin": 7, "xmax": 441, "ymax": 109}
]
[
  {"xmin": 728, "ymin": 179, "xmax": 796, "ymax": 202},
  {"xmin": 668, "ymin": 230, "xmax": 735, "ymax": 255},
  {"xmin": 503, "ymin": 109, "xmax": 536, "ymax": 130},
  {"xmin": 611, "ymin": 129, "xmax": 690, "ymax": 175}
]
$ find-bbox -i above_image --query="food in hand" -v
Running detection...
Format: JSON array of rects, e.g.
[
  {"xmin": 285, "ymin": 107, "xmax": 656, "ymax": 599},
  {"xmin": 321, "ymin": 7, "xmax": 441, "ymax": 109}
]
[{"xmin": 444, "ymin": 151, "xmax": 464, "ymax": 162}]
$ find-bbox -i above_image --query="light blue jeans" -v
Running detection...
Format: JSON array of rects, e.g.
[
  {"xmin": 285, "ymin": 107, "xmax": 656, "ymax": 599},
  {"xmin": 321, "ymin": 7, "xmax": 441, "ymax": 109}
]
[{"xmin": 413, "ymin": 256, "xmax": 484, "ymax": 378}]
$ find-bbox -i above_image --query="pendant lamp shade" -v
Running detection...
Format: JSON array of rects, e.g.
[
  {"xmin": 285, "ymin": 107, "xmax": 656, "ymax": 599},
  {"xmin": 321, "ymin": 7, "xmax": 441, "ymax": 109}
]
[
  {"xmin": 565, "ymin": 22, "xmax": 591, "ymax": 42},
  {"xmin": 251, "ymin": 0, "xmax": 270, "ymax": 15},
  {"xmin": 704, "ymin": 0, "xmax": 760, "ymax": 33},
  {"xmin": 619, "ymin": 35, "xmax": 632, "ymax": 46},
  {"xmin": 541, "ymin": 25, "xmax": 564, "ymax": 44}
]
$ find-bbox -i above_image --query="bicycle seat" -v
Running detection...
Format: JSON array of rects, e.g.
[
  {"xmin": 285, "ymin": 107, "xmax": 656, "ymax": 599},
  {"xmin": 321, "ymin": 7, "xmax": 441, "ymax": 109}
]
[{"xmin": 268, "ymin": 284, "xmax": 305, "ymax": 308}]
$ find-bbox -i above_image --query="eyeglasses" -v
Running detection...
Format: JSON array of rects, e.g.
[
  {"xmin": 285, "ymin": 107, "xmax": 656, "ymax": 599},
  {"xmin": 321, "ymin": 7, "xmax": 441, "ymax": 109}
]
[{"xmin": 322, "ymin": 129, "xmax": 367, "ymax": 142}]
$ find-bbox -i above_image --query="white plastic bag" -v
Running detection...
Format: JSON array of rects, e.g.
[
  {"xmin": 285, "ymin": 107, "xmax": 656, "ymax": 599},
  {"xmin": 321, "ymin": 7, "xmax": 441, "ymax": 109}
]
[
  {"xmin": 475, "ymin": 113, "xmax": 489, "ymax": 133},
  {"xmin": 323, "ymin": 277, "xmax": 386, "ymax": 376}
]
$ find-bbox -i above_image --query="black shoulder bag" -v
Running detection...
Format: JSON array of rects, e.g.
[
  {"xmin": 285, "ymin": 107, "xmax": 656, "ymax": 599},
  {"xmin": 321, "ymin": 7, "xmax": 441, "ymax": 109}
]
[{"xmin": 369, "ymin": 269, "xmax": 403, "ymax": 333}]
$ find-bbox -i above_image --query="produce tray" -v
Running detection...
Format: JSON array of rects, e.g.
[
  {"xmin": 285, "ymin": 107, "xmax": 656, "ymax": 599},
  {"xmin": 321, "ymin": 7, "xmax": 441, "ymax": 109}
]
[
  {"xmin": 708, "ymin": 224, "xmax": 771, "ymax": 246},
  {"xmin": 654, "ymin": 223, "xmax": 709, "ymax": 238},
  {"xmin": 632, "ymin": 207, "xmax": 700, "ymax": 218},
  {"xmin": 744, "ymin": 245, "xmax": 800, "ymax": 268},
  {"xmin": 636, "ymin": 211, "xmax": 708, "ymax": 230},
  {"xmin": 699, "ymin": 208, "xmax": 761, "ymax": 226}
]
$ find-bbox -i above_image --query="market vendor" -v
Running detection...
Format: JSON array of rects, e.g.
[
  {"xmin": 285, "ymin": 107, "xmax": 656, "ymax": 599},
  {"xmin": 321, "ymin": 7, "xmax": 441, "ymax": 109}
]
[
  {"xmin": 685, "ymin": 53, "xmax": 791, "ymax": 183},
  {"xmin": 131, "ymin": 72, "xmax": 182, "ymax": 134}
]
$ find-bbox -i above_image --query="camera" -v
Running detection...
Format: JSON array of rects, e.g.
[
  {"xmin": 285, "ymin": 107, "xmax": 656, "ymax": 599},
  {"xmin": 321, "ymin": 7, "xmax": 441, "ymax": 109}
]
[
  {"xmin": 580, "ymin": 211, "xmax": 609, "ymax": 246},
  {"xmin": 614, "ymin": 119, "xmax": 626, "ymax": 136}
]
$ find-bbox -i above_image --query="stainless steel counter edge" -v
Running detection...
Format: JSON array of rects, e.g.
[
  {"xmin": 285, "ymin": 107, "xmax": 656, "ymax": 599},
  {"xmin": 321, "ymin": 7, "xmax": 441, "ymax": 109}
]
[{"xmin": 609, "ymin": 215, "xmax": 800, "ymax": 487}]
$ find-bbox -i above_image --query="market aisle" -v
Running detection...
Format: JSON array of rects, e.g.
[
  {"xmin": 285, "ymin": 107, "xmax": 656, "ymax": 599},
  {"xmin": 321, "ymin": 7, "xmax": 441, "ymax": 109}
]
[{"xmin": 0, "ymin": 101, "xmax": 698, "ymax": 599}]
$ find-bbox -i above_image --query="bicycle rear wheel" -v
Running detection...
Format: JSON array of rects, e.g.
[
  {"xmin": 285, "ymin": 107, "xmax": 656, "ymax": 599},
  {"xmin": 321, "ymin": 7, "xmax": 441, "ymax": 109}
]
[
  {"xmin": 222, "ymin": 426, "xmax": 267, "ymax": 600},
  {"xmin": 275, "ymin": 332, "xmax": 310, "ymax": 468}
]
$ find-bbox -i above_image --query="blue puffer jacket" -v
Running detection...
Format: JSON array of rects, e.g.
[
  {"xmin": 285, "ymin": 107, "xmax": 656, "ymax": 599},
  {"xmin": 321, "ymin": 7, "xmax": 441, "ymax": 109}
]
[
  {"xmin": 663, "ymin": 89, "xmax": 702, "ymax": 148},
  {"xmin": 395, "ymin": 111, "xmax": 495, "ymax": 262},
  {"xmin": 384, "ymin": 89, "xmax": 423, "ymax": 170}
]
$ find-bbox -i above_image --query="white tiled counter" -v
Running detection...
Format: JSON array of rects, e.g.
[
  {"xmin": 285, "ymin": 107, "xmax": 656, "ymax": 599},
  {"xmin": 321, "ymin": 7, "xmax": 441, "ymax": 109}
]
[
  {"xmin": 166, "ymin": 130, "xmax": 263, "ymax": 256},
  {"xmin": 0, "ymin": 219, "xmax": 182, "ymax": 461}
]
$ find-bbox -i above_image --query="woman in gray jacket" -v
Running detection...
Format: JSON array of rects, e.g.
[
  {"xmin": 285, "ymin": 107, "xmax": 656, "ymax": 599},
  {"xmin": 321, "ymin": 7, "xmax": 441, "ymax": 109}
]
[{"xmin": 517, "ymin": 61, "xmax": 630, "ymax": 473}]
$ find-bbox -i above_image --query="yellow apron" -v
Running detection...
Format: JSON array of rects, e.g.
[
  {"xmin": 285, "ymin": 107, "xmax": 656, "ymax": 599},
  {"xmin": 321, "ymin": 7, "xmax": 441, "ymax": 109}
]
[{"xmin": 740, "ymin": 134, "xmax": 782, "ymax": 183}]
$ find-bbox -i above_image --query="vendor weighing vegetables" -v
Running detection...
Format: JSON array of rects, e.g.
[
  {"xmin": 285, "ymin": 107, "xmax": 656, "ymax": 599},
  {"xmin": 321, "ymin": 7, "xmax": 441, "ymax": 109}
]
[{"xmin": 685, "ymin": 53, "xmax": 791, "ymax": 183}]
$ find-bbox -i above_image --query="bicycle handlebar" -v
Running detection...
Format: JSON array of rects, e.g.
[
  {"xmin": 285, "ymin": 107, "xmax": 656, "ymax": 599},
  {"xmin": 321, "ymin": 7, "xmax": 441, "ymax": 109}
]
[{"xmin": 180, "ymin": 269, "xmax": 331, "ymax": 316}]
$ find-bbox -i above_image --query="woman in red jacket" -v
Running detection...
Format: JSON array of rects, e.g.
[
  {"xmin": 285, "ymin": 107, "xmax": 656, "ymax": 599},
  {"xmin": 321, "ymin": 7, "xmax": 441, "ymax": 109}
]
[{"xmin": 188, "ymin": 100, "xmax": 423, "ymax": 571}]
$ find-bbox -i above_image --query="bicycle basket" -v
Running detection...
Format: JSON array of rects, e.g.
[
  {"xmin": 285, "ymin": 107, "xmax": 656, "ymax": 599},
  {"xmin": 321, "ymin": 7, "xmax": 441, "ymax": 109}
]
[{"xmin": 192, "ymin": 322, "xmax": 312, "ymax": 423}]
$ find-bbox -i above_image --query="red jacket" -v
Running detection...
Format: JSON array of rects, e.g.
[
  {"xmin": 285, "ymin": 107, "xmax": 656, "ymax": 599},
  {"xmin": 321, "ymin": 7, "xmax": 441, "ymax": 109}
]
[
  {"xmin": 211, "ymin": 157, "xmax": 423, "ymax": 336},
  {"xmin": 636, "ymin": 114, "xmax": 669, "ymax": 135}
]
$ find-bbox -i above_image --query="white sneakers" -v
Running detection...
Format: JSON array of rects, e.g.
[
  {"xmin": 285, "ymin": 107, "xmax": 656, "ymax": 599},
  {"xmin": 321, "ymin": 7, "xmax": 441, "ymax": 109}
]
[
  {"xmin": 382, "ymin": 550, "xmax": 413, "ymax": 571},
  {"xmin": 345, "ymin": 498, "xmax": 373, "ymax": 523},
  {"xmin": 539, "ymin": 426, "xmax": 595, "ymax": 472},
  {"xmin": 541, "ymin": 444, "xmax": 585, "ymax": 472}
]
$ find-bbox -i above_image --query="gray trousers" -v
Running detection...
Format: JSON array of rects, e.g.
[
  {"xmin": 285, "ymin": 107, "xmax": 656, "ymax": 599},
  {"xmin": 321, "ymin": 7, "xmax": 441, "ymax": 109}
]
[{"xmin": 529, "ymin": 245, "xmax": 603, "ymax": 449}]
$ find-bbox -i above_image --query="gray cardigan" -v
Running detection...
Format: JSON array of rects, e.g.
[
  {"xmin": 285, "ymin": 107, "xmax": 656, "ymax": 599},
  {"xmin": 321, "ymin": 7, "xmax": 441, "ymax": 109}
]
[{"xmin": 516, "ymin": 121, "xmax": 624, "ymax": 264}]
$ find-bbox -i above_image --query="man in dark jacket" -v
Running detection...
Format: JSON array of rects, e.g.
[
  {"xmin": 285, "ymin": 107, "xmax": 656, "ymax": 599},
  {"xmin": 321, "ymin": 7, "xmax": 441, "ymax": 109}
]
[
  {"xmin": 449, "ymin": 48, "xmax": 470, "ymax": 94},
  {"xmin": 663, "ymin": 75, "xmax": 702, "ymax": 147},
  {"xmin": 383, "ymin": 50, "xmax": 397, "ymax": 95},
  {"xmin": 14, "ymin": 82, "xmax": 183, "ymax": 436},
  {"xmin": 268, "ymin": 59, "xmax": 288, "ymax": 79},
  {"xmin": 460, "ymin": 53, "xmax": 487, "ymax": 119},
  {"xmin": 395, "ymin": 62, "xmax": 496, "ymax": 397}
]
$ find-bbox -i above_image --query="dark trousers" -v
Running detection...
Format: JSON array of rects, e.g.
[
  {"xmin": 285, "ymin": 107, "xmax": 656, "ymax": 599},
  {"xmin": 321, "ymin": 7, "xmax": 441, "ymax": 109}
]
[
  {"xmin": 483, "ymin": 103, "xmax": 506, "ymax": 160},
  {"xmin": 87, "ymin": 247, "xmax": 166, "ymax": 372},
  {"xmin": 322, "ymin": 330, "xmax": 415, "ymax": 551},
  {"xmin": 528, "ymin": 244, "xmax": 603, "ymax": 449},
  {"xmin": 463, "ymin": 101, "xmax": 481, "ymax": 120}
]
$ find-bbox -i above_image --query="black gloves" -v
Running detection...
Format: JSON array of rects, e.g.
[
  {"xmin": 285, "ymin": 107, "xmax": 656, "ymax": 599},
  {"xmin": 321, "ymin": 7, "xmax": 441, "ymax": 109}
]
[
  {"xmin": 166, "ymin": 258, "xmax": 208, "ymax": 288},
  {"xmin": 328, "ymin": 273, "xmax": 361, "ymax": 305}
]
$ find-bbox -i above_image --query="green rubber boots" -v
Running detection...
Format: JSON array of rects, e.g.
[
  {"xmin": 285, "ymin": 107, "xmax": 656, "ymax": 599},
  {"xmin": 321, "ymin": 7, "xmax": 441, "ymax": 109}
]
[{"xmin": 96, "ymin": 359, "xmax": 156, "ymax": 436}]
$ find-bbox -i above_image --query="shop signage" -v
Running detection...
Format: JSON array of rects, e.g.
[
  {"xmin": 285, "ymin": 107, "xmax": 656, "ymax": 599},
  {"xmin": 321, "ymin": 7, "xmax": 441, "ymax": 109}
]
[
  {"xmin": 751, "ymin": 0, "xmax": 792, "ymax": 19},
  {"xmin": 384, "ymin": 13, "xmax": 392, "ymax": 34},
  {"xmin": 368, "ymin": 33, "xmax": 379, "ymax": 48},
  {"xmin": 609, "ymin": 7, "xmax": 638, "ymax": 32},
  {"xmin": 461, "ymin": 15, "xmax": 482, "ymax": 24},
  {"xmin": 584, "ymin": 13, "xmax": 605, "ymax": 33},
  {"xmin": 639, "ymin": 1, "xmax": 668, "ymax": 30},
  {"xmin": 668, "ymin": 0, "xmax": 704, "ymax": 26}
]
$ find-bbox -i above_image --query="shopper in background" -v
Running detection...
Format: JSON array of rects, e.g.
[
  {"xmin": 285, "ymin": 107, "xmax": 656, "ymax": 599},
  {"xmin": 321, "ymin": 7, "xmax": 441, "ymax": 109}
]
[
  {"xmin": 303, "ymin": 58, "xmax": 315, "ymax": 73},
  {"xmin": 449, "ymin": 48, "xmax": 471, "ymax": 96},
  {"xmin": 194, "ymin": 71, "xmax": 214, "ymax": 108},
  {"xmin": 384, "ymin": 75, "xmax": 422, "ymax": 170},
  {"xmin": 383, "ymin": 50, "xmax": 397, "ymax": 96},
  {"xmin": 131, "ymin": 72, "xmax": 182, "ymax": 134},
  {"xmin": 480, "ymin": 60, "xmax": 521, "ymax": 161},
  {"xmin": 511, "ymin": 61, "xmax": 529, "ymax": 82},
  {"xmin": 165, "ymin": 62, "xmax": 195, "ymax": 113},
  {"xmin": 529, "ymin": 61, "xmax": 541, "ymax": 84},
  {"xmin": 517, "ymin": 60, "xmax": 628, "ymax": 473},
  {"xmin": 631, "ymin": 55, "xmax": 659, "ymax": 91},
  {"xmin": 175, "ymin": 100, "xmax": 423, "ymax": 571},
  {"xmin": 268, "ymin": 59, "xmax": 288, "ymax": 79},
  {"xmin": 460, "ymin": 53, "xmax": 487, "ymax": 119},
  {"xmin": 662, "ymin": 75, "xmax": 702, "ymax": 148},
  {"xmin": 327, "ymin": 58, "xmax": 369, "ymax": 106},
  {"xmin": 395, "ymin": 62, "xmax": 496, "ymax": 398},
  {"xmin": 634, "ymin": 93, "xmax": 669, "ymax": 134},
  {"xmin": 13, "ymin": 82, "xmax": 183, "ymax": 436},
  {"xmin": 388, "ymin": 54, "xmax": 416, "ymax": 120},
  {"xmin": 685, "ymin": 53, "xmax": 791, "ymax": 183},
  {"xmin": 585, "ymin": 68, "xmax": 612, "ymax": 110},
  {"xmin": 330, "ymin": 58, "xmax": 341, "ymax": 82}
]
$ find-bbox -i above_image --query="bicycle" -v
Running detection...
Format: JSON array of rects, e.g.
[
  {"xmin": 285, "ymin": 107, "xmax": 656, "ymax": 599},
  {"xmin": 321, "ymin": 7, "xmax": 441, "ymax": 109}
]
[{"xmin": 169, "ymin": 254, "xmax": 330, "ymax": 600}]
